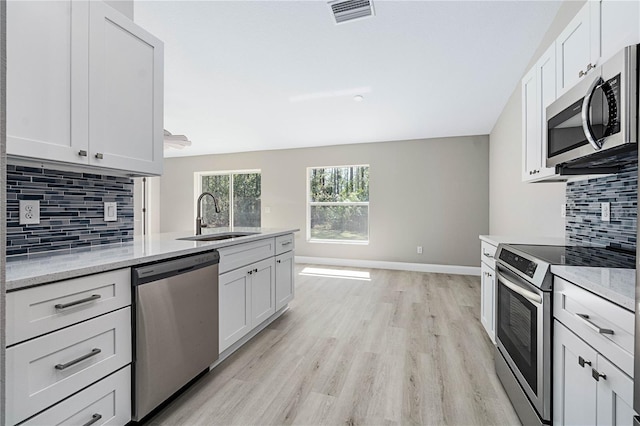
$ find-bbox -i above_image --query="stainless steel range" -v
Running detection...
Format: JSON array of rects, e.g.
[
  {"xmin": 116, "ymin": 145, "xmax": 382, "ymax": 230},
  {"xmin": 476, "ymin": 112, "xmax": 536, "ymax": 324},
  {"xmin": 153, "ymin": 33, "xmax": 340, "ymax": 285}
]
[
  {"xmin": 495, "ymin": 244, "xmax": 553, "ymax": 426},
  {"xmin": 494, "ymin": 243, "xmax": 635, "ymax": 425}
]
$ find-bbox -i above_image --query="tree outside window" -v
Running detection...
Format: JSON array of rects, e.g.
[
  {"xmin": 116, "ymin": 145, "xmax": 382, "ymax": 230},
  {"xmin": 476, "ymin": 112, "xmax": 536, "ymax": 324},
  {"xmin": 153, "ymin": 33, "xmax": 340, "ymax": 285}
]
[
  {"xmin": 199, "ymin": 170, "xmax": 261, "ymax": 228},
  {"xmin": 308, "ymin": 165, "xmax": 369, "ymax": 242}
]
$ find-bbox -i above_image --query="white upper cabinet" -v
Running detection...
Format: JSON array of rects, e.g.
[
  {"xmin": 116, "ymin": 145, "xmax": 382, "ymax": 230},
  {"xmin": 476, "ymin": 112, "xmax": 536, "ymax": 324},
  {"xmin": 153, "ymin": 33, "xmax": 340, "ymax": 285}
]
[
  {"xmin": 556, "ymin": 1, "xmax": 601, "ymax": 97},
  {"xmin": 7, "ymin": 1, "xmax": 164, "ymax": 176},
  {"xmin": 600, "ymin": 0, "xmax": 640, "ymax": 63},
  {"xmin": 522, "ymin": 44, "xmax": 559, "ymax": 182},
  {"xmin": 522, "ymin": 66, "xmax": 540, "ymax": 181},
  {"xmin": 7, "ymin": 1, "xmax": 89, "ymax": 164},
  {"xmin": 89, "ymin": 2, "xmax": 164, "ymax": 175}
]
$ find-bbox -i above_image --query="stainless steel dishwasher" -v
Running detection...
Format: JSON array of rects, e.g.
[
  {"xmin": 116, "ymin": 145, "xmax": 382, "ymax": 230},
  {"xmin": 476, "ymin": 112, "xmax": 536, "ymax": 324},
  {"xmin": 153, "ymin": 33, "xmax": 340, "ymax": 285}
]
[{"xmin": 132, "ymin": 251, "xmax": 219, "ymax": 421}]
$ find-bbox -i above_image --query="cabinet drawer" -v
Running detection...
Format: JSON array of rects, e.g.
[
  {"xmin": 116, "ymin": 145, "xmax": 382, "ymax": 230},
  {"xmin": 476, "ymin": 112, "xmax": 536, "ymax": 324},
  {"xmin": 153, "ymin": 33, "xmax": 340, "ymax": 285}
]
[
  {"xmin": 22, "ymin": 366, "xmax": 131, "ymax": 426},
  {"xmin": 7, "ymin": 268, "xmax": 131, "ymax": 346},
  {"xmin": 481, "ymin": 241, "xmax": 497, "ymax": 269},
  {"xmin": 275, "ymin": 234, "xmax": 294, "ymax": 255},
  {"xmin": 218, "ymin": 238, "xmax": 275, "ymax": 274},
  {"xmin": 6, "ymin": 308, "xmax": 132, "ymax": 425},
  {"xmin": 554, "ymin": 277, "xmax": 634, "ymax": 376}
]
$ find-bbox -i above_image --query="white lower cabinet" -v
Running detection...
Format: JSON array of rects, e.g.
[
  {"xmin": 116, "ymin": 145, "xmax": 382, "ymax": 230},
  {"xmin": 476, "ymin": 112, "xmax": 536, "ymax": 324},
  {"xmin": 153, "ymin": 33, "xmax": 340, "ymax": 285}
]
[
  {"xmin": 219, "ymin": 266, "xmax": 252, "ymax": 353},
  {"xmin": 275, "ymin": 250, "xmax": 295, "ymax": 311},
  {"xmin": 219, "ymin": 257, "xmax": 276, "ymax": 353},
  {"xmin": 554, "ymin": 320, "xmax": 635, "ymax": 426},
  {"xmin": 479, "ymin": 240, "xmax": 497, "ymax": 343},
  {"xmin": 250, "ymin": 257, "xmax": 276, "ymax": 327},
  {"xmin": 480, "ymin": 262, "xmax": 495, "ymax": 343},
  {"xmin": 6, "ymin": 307, "xmax": 131, "ymax": 425},
  {"xmin": 218, "ymin": 234, "xmax": 295, "ymax": 354},
  {"xmin": 23, "ymin": 366, "xmax": 131, "ymax": 426}
]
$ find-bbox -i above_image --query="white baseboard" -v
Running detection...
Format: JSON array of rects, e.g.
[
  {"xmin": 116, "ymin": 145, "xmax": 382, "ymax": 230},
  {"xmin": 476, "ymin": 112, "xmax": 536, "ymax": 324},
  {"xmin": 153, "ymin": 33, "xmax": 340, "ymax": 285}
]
[{"xmin": 294, "ymin": 256, "xmax": 480, "ymax": 276}]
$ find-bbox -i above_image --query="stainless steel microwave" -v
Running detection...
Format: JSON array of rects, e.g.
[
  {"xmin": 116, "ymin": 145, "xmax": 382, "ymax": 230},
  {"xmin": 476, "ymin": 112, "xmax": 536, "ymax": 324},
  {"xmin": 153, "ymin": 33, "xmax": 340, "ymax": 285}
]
[{"xmin": 546, "ymin": 44, "xmax": 638, "ymax": 171}]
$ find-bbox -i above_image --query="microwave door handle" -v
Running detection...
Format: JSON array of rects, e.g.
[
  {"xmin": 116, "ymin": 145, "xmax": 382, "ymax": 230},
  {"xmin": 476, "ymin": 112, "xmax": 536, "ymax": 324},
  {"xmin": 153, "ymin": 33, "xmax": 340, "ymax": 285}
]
[{"xmin": 581, "ymin": 77, "xmax": 605, "ymax": 150}]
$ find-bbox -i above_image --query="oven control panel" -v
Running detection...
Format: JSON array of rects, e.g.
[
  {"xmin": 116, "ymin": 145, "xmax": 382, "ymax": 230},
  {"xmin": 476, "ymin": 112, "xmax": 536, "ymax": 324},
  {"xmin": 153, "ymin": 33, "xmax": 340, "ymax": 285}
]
[{"xmin": 499, "ymin": 249, "xmax": 538, "ymax": 278}]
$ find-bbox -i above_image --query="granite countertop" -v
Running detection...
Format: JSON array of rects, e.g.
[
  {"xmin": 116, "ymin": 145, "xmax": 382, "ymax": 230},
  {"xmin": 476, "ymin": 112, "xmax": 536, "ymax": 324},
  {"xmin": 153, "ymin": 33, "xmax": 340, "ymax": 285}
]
[
  {"xmin": 479, "ymin": 234, "xmax": 567, "ymax": 246},
  {"xmin": 6, "ymin": 227, "xmax": 299, "ymax": 291},
  {"xmin": 551, "ymin": 265, "xmax": 636, "ymax": 312}
]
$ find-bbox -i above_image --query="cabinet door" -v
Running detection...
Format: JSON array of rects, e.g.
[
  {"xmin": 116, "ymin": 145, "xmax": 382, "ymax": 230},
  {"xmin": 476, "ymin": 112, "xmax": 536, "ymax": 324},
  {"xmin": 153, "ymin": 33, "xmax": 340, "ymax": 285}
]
[
  {"xmin": 250, "ymin": 258, "xmax": 276, "ymax": 327},
  {"xmin": 522, "ymin": 66, "xmax": 540, "ymax": 181},
  {"xmin": 600, "ymin": 0, "xmax": 640, "ymax": 64},
  {"xmin": 534, "ymin": 44, "xmax": 560, "ymax": 181},
  {"xmin": 480, "ymin": 262, "xmax": 495, "ymax": 343},
  {"xmin": 553, "ymin": 320, "xmax": 598, "ymax": 426},
  {"xmin": 556, "ymin": 1, "xmax": 601, "ymax": 96},
  {"xmin": 275, "ymin": 251, "xmax": 295, "ymax": 311},
  {"xmin": 89, "ymin": 1, "xmax": 164, "ymax": 175},
  {"xmin": 6, "ymin": 1, "xmax": 89, "ymax": 164},
  {"xmin": 219, "ymin": 267, "xmax": 252, "ymax": 353},
  {"xmin": 596, "ymin": 355, "xmax": 635, "ymax": 426}
]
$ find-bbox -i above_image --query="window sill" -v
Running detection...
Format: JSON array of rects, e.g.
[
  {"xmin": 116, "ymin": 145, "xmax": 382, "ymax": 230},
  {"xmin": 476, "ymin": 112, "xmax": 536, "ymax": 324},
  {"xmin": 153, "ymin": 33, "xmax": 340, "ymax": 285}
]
[{"xmin": 307, "ymin": 239, "xmax": 369, "ymax": 245}]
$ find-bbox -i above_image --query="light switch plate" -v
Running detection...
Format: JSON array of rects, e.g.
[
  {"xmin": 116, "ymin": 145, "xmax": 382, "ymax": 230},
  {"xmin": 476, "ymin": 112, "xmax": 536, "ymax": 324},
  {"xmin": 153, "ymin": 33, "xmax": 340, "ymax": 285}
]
[
  {"xmin": 561, "ymin": 204, "xmax": 566, "ymax": 218},
  {"xmin": 19, "ymin": 200, "xmax": 40, "ymax": 225},
  {"xmin": 601, "ymin": 202, "xmax": 610, "ymax": 222},
  {"xmin": 104, "ymin": 202, "xmax": 117, "ymax": 222}
]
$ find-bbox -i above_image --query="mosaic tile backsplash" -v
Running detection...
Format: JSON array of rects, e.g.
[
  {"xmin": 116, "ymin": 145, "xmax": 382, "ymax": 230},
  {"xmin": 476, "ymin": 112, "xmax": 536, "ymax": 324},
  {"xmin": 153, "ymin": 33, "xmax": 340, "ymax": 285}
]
[
  {"xmin": 566, "ymin": 163, "xmax": 637, "ymax": 250},
  {"xmin": 6, "ymin": 164, "xmax": 134, "ymax": 256}
]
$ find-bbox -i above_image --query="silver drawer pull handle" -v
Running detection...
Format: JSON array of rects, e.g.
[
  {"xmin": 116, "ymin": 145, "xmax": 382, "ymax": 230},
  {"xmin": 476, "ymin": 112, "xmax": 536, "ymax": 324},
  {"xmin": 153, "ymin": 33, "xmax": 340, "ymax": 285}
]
[
  {"xmin": 578, "ymin": 356, "xmax": 592, "ymax": 368},
  {"xmin": 482, "ymin": 250, "xmax": 494, "ymax": 259},
  {"xmin": 78, "ymin": 150, "xmax": 88, "ymax": 157},
  {"xmin": 592, "ymin": 368, "xmax": 606, "ymax": 381},
  {"xmin": 282, "ymin": 241, "xmax": 292, "ymax": 246},
  {"xmin": 55, "ymin": 294, "xmax": 101, "ymax": 310},
  {"xmin": 82, "ymin": 414, "xmax": 103, "ymax": 426},
  {"xmin": 95, "ymin": 153, "xmax": 104, "ymax": 159},
  {"xmin": 576, "ymin": 313, "xmax": 614, "ymax": 335},
  {"xmin": 55, "ymin": 348, "xmax": 101, "ymax": 370}
]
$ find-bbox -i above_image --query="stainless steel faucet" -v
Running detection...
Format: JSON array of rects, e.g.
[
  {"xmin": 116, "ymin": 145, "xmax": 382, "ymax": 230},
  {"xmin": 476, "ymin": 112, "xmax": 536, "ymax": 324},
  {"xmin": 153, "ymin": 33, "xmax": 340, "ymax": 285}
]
[{"xmin": 196, "ymin": 192, "xmax": 221, "ymax": 235}]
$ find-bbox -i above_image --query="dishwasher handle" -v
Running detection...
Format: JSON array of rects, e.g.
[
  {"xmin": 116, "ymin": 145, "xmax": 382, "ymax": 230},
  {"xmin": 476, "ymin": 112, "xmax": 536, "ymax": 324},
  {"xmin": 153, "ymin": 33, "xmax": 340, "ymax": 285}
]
[{"xmin": 133, "ymin": 251, "xmax": 220, "ymax": 285}]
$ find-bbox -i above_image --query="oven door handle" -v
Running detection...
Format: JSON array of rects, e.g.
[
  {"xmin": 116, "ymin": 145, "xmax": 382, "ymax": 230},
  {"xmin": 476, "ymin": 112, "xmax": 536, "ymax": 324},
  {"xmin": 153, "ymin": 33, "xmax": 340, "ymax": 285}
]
[
  {"xmin": 497, "ymin": 275, "xmax": 542, "ymax": 305},
  {"xmin": 581, "ymin": 76, "xmax": 605, "ymax": 150}
]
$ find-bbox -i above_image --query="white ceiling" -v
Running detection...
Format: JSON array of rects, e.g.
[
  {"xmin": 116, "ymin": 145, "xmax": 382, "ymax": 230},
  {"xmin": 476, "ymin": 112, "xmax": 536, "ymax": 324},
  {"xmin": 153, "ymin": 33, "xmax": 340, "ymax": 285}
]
[{"xmin": 134, "ymin": 0, "xmax": 562, "ymax": 158}]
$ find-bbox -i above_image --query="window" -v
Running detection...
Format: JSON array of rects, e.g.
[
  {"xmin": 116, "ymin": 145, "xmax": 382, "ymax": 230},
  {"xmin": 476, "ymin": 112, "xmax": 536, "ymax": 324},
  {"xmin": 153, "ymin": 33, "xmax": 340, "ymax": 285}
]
[
  {"xmin": 197, "ymin": 170, "xmax": 261, "ymax": 228},
  {"xmin": 308, "ymin": 165, "xmax": 369, "ymax": 243}
]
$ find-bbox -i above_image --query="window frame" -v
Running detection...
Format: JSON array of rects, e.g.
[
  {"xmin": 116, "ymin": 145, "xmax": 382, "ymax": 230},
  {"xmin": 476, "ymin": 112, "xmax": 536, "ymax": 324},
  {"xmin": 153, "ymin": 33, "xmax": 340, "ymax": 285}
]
[
  {"xmin": 306, "ymin": 164, "xmax": 370, "ymax": 245},
  {"xmin": 195, "ymin": 169, "xmax": 262, "ymax": 229}
]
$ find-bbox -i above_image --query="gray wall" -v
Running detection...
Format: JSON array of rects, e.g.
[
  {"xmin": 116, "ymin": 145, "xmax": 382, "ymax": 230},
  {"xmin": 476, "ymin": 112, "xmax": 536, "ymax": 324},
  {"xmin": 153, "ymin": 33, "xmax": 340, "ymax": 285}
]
[
  {"xmin": 489, "ymin": 0, "xmax": 586, "ymax": 237},
  {"xmin": 159, "ymin": 136, "xmax": 489, "ymax": 267}
]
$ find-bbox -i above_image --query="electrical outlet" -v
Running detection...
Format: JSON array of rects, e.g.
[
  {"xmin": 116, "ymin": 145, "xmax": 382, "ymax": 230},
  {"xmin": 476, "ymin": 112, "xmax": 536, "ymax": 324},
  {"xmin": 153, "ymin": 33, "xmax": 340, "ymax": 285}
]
[
  {"xmin": 601, "ymin": 202, "xmax": 610, "ymax": 222},
  {"xmin": 104, "ymin": 202, "xmax": 118, "ymax": 222},
  {"xmin": 561, "ymin": 203, "xmax": 566, "ymax": 218},
  {"xmin": 19, "ymin": 200, "xmax": 40, "ymax": 225},
  {"xmin": 265, "ymin": 206, "xmax": 271, "ymax": 214},
  {"xmin": 417, "ymin": 246, "xmax": 423, "ymax": 254}
]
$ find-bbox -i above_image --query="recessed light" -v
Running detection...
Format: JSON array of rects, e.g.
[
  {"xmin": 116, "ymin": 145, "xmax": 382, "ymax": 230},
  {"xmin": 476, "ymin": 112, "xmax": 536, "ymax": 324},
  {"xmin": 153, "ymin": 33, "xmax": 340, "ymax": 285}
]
[{"xmin": 353, "ymin": 95, "xmax": 364, "ymax": 102}]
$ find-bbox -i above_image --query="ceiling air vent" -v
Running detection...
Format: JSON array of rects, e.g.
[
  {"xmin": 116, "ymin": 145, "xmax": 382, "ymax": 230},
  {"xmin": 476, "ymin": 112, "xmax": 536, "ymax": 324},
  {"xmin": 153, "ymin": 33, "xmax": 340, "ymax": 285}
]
[{"xmin": 329, "ymin": 0, "xmax": 374, "ymax": 24}]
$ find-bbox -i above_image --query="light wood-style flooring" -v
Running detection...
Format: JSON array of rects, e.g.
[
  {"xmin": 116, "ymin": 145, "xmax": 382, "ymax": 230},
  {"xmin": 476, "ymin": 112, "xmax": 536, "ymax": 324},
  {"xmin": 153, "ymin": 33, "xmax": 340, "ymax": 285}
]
[{"xmin": 148, "ymin": 265, "xmax": 520, "ymax": 426}]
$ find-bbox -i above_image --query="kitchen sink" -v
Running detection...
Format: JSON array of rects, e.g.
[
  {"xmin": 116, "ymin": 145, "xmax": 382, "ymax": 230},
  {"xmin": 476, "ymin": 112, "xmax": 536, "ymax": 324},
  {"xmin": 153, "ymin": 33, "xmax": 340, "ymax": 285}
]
[{"xmin": 178, "ymin": 232, "xmax": 259, "ymax": 242}]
